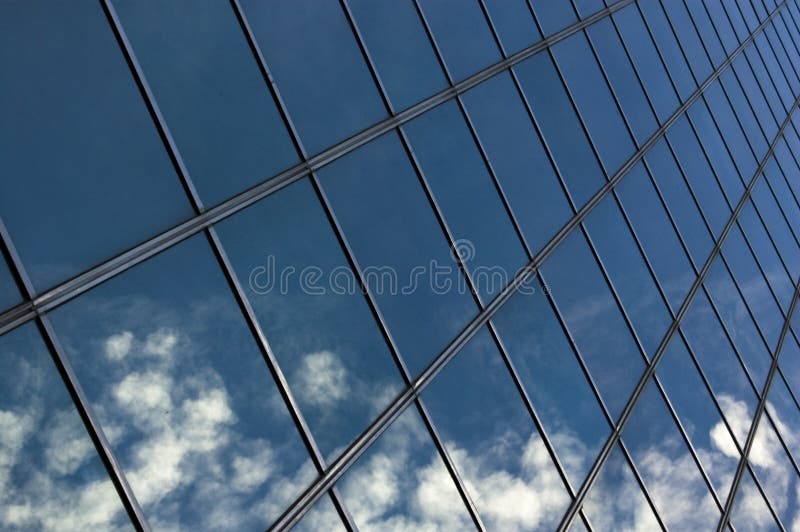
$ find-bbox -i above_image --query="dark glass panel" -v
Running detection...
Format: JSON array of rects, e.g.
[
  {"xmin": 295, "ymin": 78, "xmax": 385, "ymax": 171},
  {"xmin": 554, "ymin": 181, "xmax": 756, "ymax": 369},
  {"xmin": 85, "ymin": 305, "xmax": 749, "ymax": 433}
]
[
  {"xmin": 483, "ymin": 0, "xmax": 541, "ymax": 55},
  {"xmin": 638, "ymin": 0, "xmax": 696, "ymax": 100},
  {"xmin": 529, "ymin": 2, "xmax": 577, "ymax": 36},
  {"xmin": 0, "ymin": 255, "xmax": 20, "ymax": 313}
]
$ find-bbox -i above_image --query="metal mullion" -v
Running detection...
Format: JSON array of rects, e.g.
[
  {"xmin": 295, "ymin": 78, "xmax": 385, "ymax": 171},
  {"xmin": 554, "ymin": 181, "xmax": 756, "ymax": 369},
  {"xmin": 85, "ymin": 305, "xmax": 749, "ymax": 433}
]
[
  {"xmin": 717, "ymin": 274, "xmax": 800, "ymax": 530},
  {"xmin": 775, "ymin": 363, "xmax": 800, "ymax": 412},
  {"xmin": 0, "ymin": 214, "xmax": 149, "ymax": 529},
  {"xmin": 0, "ymin": 0, "xmax": 770, "ymax": 341},
  {"xmin": 617, "ymin": 438, "xmax": 669, "ymax": 531},
  {"xmin": 556, "ymin": 92, "xmax": 800, "ymax": 530}
]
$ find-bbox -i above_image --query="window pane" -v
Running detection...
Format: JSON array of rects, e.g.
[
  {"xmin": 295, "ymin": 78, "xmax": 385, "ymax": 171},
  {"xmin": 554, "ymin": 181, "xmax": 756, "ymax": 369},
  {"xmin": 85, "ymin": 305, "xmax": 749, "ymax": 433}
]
[
  {"xmin": 337, "ymin": 407, "xmax": 475, "ymax": 531},
  {"xmin": 0, "ymin": 254, "xmax": 20, "ymax": 312},
  {"xmin": 461, "ymin": 72, "xmax": 572, "ymax": 254},
  {"xmin": 514, "ymin": 52, "xmax": 606, "ymax": 208},
  {"xmin": 48, "ymin": 235, "xmax": 317, "ymax": 529},
  {"xmin": 530, "ymin": 2, "xmax": 577, "ymax": 36},
  {"xmin": 779, "ymin": 335, "xmax": 800, "ymax": 404},
  {"xmin": 348, "ymin": 0, "xmax": 447, "ymax": 110},
  {"xmin": 581, "ymin": 445, "xmax": 662, "ymax": 530},
  {"xmin": 623, "ymin": 380, "xmax": 720, "ymax": 529},
  {"xmin": 483, "ymin": 0, "xmax": 541, "ymax": 55},
  {"xmin": 0, "ymin": 323, "xmax": 132, "ymax": 530},
  {"xmin": 553, "ymin": 32, "xmax": 635, "ymax": 174},
  {"xmin": 657, "ymin": 336, "xmax": 739, "ymax": 500},
  {"xmin": 417, "ymin": 0, "xmax": 501, "ymax": 81},
  {"xmin": 422, "ymin": 328, "xmax": 571, "ymax": 530},
  {"xmin": 215, "ymin": 180, "xmax": 404, "ymax": 459},
  {"xmin": 112, "ymin": 0, "xmax": 298, "ymax": 206},
  {"xmin": 541, "ymin": 231, "xmax": 645, "ymax": 418},
  {"xmin": 721, "ymin": 68, "xmax": 770, "ymax": 160},
  {"xmin": 586, "ymin": 17, "xmax": 658, "ymax": 145},
  {"xmin": 685, "ymin": 0, "xmax": 727, "ymax": 66},
  {"xmin": 638, "ymin": 0, "xmax": 696, "ymax": 101},
  {"xmin": 318, "ymin": 132, "xmax": 477, "ymax": 377},
  {"xmin": 584, "ymin": 194, "xmax": 672, "ymax": 356},
  {"xmin": 292, "ymin": 496, "xmax": 347, "ymax": 532},
  {"xmin": 0, "ymin": 1, "xmax": 192, "ymax": 291},
  {"xmin": 732, "ymin": 56, "xmax": 778, "ymax": 141},
  {"xmin": 731, "ymin": 468, "xmax": 781, "ymax": 532},
  {"xmin": 404, "ymin": 101, "xmax": 528, "ymax": 302},
  {"xmin": 241, "ymin": 0, "xmax": 386, "ymax": 154},
  {"xmin": 749, "ymin": 418, "xmax": 800, "ymax": 528},
  {"xmin": 751, "ymin": 178, "xmax": 800, "ymax": 281},
  {"xmin": 765, "ymin": 373, "xmax": 800, "ymax": 466},
  {"xmin": 662, "ymin": 0, "xmax": 713, "ymax": 83},
  {"xmin": 703, "ymin": 80, "xmax": 759, "ymax": 184},
  {"xmin": 492, "ymin": 280, "xmax": 610, "ymax": 486},
  {"xmin": 706, "ymin": 0, "xmax": 740, "ymax": 54}
]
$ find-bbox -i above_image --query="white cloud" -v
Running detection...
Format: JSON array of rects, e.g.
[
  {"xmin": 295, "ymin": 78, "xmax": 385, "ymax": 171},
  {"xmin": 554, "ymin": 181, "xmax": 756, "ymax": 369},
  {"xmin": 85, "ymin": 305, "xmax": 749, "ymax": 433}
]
[
  {"xmin": 143, "ymin": 328, "xmax": 179, "ymax": 358},
  {"xmin": 43, "ymin": 409, "xmax": 95, "ymax": 476},
  {"xmin": 104, "ymin": 331, "xmax": 133, "ymax": 361},
  {"xmin": 294, "ymin": 351, "xmax": 349, "ymax": 407}
]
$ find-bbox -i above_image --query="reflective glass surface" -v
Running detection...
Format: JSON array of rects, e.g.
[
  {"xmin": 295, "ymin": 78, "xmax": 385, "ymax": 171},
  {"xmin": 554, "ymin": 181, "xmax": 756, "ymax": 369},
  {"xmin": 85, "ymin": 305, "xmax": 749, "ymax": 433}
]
[
  {"xmin": 483, "ymin": 0, "xmax": 541, "ymax": 55},
  {"xmin": 0, "ymin": 255, "xmax": 20, "ymax": 313}
]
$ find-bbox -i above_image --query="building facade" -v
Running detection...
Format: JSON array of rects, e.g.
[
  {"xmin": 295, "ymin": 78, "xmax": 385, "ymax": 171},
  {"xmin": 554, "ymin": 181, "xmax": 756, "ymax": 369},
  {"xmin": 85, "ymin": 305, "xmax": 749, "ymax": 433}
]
[{"xmin": 2, "ymin": 0, "xmax": 800, "ymax": 530}]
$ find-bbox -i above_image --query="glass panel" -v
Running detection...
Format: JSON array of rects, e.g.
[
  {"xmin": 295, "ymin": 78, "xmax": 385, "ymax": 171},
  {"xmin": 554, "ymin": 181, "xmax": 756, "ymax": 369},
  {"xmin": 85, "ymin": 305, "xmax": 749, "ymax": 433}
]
[
  {"xmin": 753, "ymin": 34, "xmax": 794, "ymax": 111},
  {"xmin": 240, "ymin": 0, "xmax": 386, "ymax": 154},
  {"xmin": 541, "ymin": 231, "xmax": 645, "ymax": 418},
  {"xmin": 623, "ymin": 379, "xmax": 721, "ymax": 529},
  {"xmin": 613, "ymin": 3, "xmax": 680, "ymax": 122},
  {"xmin": 514, "ymin": 52, "xmax": 606, "ymax": 208},
  {"xmin": 703, "ymin": 80, "xmax": 759, "ymax": 184},
  {"xmin": 685, "ymin": 0, "xmax": 727, "ymax": 66},
  {"xmin": 657, "ymin": 336, "xmax": 740, "ymax": 500},
  {"xmin": 765, "ymin": 373, "xmax": 800, "ymax": 465},
  {"xmin": 417, "ymin": 0, "xmax": 501, "ymax": 81},
  {"xmin": 720, "ymin": 68, "xmax": 770, "ymax": 160},
  {"xmin": 483, "ymin": 0, "xmax": 541, "ymax": 55},
  {"xmin": 764, "ymin": 161, "xmax": 800, "ymax": 242},
  {"xmin": 491, "ymin": 280, "xmax": 611, "ymax": 487},
  {"xmin": 645, "ymin": 138, "xmax": 715, "ymax": 269},
  {"xmin": 751, "ymin": 178, "xmax": 800, "ymax": 281},
  {"xmin": 581, "ymin": 445, "xmax": 662, "ymax": 530},
  {"xmin": 662, "ymin": 0, "xmax": 714, "ymax": 83},
  {"xmin": 422, "ymin": 328, "xmax": 570, "ymax": 530},
  {"xmin": 348, "ymin": 0, "xmax": 447, "ymax": 110},
  {"xmin": 47, "ymin": 235, "xmax": 318, "ymax": 529},
  {"xmin": 403, "ymin": 101, "xmax": 528, "ymax": 302},
  {"xmin": 744, "ymin": 43, "xmax": 786, "ymax": 121},
  {"xmin": 112, "ymin": 0, "xmax": 298, "ymax": 206},
  {"xmin": 706, "ymin": 0, "xmax": 740, "ymax": 54},
  {"xmin": 0, "ymin": 254, "xmax": 20, "ymax": 312},
  {"xmin": 780, "ymin": 334, "xmax": 800, "ymax": 400},
  {"xmin": 586, "ymin": 17, "xmax": 658, "ymax": 145},
  {"xmin": 749, "ymin": 418, "xmax": 800, "ymax": 528},
  {"xmin": 0, "ymin": 1, "xmax": 193, "ymax": 291},
  {"xmin": 318, "ymin": 132, "xmax": 477, "ymax": 378},
  {"xmin": 552, "ymin": 32, "xmax": 635, "ymax": 174},
  {"xmin": 530, "ymin": 2, "xmax": 577, "ymax": 36},
  {"xmin": 731, "ymin": 468, "xmax": 781, "ymax": 532},
  {"xmin": 0, "ymin": 323, "xmax": 132, "ymax": 530},
  {"xmin": 215, "ymin": 179, "xmax": 404, "ymax": 459},
  {"xmin": 292, "ymin": 495, "xmax": 347, "ymax": 532},
  {"xmin": 732, "ymin": 56, "xmax": 779, "ymax": 140},
  {"xmin": 617, "ymin": 162, "xmax": 696, "ymax": 312},
  {"xmin": 638, "ymin": 0, "xmax": 696, "ymax": 100},
  {"xmin": 682, "ymin": 291, "xmax": 760, "ymax": 445},
  {"xmin": 583, "ymin": 194, "xmax": 672, "ymax": 356},
  {"xmin": 667, "ymin": 116, "xmax": 732, "ymax": 238},
  {"xmin": 337, "ymin": 407, "xmax": 475, "ymax": 531},
  {"xmin": 573, "ymin": 0, "xmax": 604, "ymax": 18},
  {"xmin": 461, "ymin": 72, "xmax": 572, "ymax": 254}
]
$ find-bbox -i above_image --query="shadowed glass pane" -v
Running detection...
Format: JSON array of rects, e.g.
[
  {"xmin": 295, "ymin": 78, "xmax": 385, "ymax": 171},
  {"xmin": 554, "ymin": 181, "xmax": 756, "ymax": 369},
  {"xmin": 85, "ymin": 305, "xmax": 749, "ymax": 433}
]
[{"xmin": 0, "ymin": 255, "xmax": 20, "ymax": 313}]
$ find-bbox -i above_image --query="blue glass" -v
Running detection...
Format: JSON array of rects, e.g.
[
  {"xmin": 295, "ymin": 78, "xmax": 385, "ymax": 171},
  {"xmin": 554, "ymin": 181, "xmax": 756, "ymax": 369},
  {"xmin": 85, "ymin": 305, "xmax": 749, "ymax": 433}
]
[
  {"xmin": 574, "ymin": 0, "xmax": 605, "ymax": 18},
  {"xmin": 404, "ymin": 101, "xmax": 528, "ymax": 302},
  {"xmin": 681, "ymin": 291, "xmax": 759, "ymax": 445},
  {"xmin": 723, "ymin": 0, "xmax": 751, "ymax": 42},
  {"xmin": 417, "ymin": 0, "xmax": 501, "ymax": 81},
  {"xmin": 584, "ymin": 194, "xmax": 672, "ymax": 355},
  {"xmin": 774, "ymin": 138, "xmax": 800, "ymax": 200},
  {"xmin": 722, "ymin": 225, "xmax": 785, "ymax": 351},
  {"xmin": 765, "ymin": 374, "xmax": 800, "ymax": 465},
  {"xmin": 744, "ymin": 46, "xmax": 788, "ymax": 122},
  {"xmin": 721, "ymin": 68, "xmax": 770, "ymax": 159},
  {"xmin": 0, "ymin": 255, "xmax": 20, "ymax": 312},
  {"xmin": 553, "ymin": 32, "xmax": 635, "ymax": 174},
  {"xmin": 586, "ymin": 17, "xmax": 659, "ymax": 145},
  {"xmin": 492, "ymin": 280, "xmax": 611, "ymax": 486},
  {"xmin": 581, "ymin": 445, "xmax": 662, "ymax": 530},
  {"xmin": 482, "ymin": 0, "xmax": 541, "ymax": 55},
  {"xmin": 638, "ymin": 0, "xmax": 696, "ymax": 100},
  {"xmin": 731, "ymin": 468, "xmax": 781, "ymax": 531},
  {"xmin": 293, "ymin": 496, "xmax": 346, "ymax": 532},
  {"xmin": 514, "ymin": 52, "xmax": 606, "ymax": 208},
  {"xmin": 735, "ymin": 0, "xmax": 760, "ymax": 30},
  {"xmin": 348, "ymin": 0, "xmax": 448, "ymax": 110},
  {"xmin": 613, "ymin": 3, "xmax": 680, "ymax": 123},
  {"xmin": 751, "ymin": 179, "xmax": 800, "ymax": 280},
  {"xmin": 667, "ymin": 116, "xmax": 732, "ymax": 237},
  {"xmin": 685, "ymin": 0, "xmax": 727, "ymax": 66},
  {"xmin": 112, "ymin": 0, "xmax": 299, "ymax": 206},
  {"xmin": 645, "ymin": 139, "xmax": 715, "ymax": 269},
  {"xmin": 706, "ymin": 0, "xmax": 740, "ymax": 53},
  {"xmin": 461, "ymin": 72, "xmax": 572, "ymax": 254},
  {"xmin": 541, "ymin": 231, "xmax": 645, "ymax": 418},
  {"xmin": 336, "ymin": 407, "xmax": 475, "ymax": 530},
  {"xmin": 779, "ymin": 335, "xmax": 800, "ymax": 400},
  {"xmin": 688, "ymin": 99, "xmax": 746, "ymax": 206},
  {"xmin": 662, "ymin": 0, "xmax": 714, "ymax": 83},
  {"xmin": 732, "ymin": 56, "xmax": 779, "ymax": 140},
  {"xmin": 618, "ymin": 163, "xmax": 696, "ymax": 311},
  {"xmin": 240, "ymin": 0, "xmax": 386, "ymax": 154},
  {"xmin": 738, "ymin": 200, "xmax": 794, "ymax": 313},
  {"xmin": 48, "ymin": 235, "xmax": 316, "ymax": 529},
  {"xmin": 753, "ymin": 34, "xmax": 794, "ymax": 111},
  {"xmin": 749, "ymin": 418, "xmax": 800, "ymax": 528},
  {"xmin": 703, "ymin": 81, "xmax": 759, "ymax": 183},
  {"xmin": 530, "ymin": 1, "xmax": 577, "ymax": 36},
  {"xmin": 657, "ymin": 337, "xmax": 740, "ymax": 499},
  {"xmin": 0, "ymin": 1, "xmax": 192, "ymax": 291},
  {"xmin": 0, "ymin": 323, "xmax": 132, "ymax": 530},
  {"xmin": 423, "ymin": 328, "xmax": 571, "ymax": 529},
  {"xmin": 704, "ymin": 257, "xmax": 773, "ymax": 389},
  {"xmin": 771, "ymin": 20, "xmax": 800, "ymax": 93},
  {"xmin": 215, "ymin": 180, "xmax": 404, "ymax": 459},
  {"xmin": 623, "ymin": 380, "xmax": 721, "ymax": 529},
  {"xmin": 318, "ymin": 132, "xmax": 477, "ymax": 377}
]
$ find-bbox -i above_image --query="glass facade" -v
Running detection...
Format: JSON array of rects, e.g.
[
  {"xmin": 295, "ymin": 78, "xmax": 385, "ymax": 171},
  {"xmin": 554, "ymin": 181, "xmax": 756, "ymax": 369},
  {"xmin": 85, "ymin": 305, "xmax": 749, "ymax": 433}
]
[{"xmin": 2, "ymin": 1, "xmax": 800, "ymax": 530}]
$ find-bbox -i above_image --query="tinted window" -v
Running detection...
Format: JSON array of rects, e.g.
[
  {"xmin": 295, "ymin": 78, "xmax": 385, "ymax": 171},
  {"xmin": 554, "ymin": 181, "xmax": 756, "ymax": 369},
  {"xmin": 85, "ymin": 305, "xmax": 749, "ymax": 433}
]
[
  {"xmin": 530, "ymin": 2, "xmax": 577, "ymax": 36},
  {"xmin": 483, "ymin": 0, "xmax": 541, "ymax": 55},
  {"xmin": 0, "ymin": 254, "xmax": 20, "ymax": 312}
]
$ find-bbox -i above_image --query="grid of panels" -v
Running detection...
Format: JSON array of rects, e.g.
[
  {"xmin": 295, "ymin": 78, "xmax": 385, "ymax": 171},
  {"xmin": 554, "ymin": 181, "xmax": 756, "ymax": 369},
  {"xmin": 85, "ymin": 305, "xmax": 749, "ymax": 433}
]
[{"xmin": 3, "ymin": 0, "xmax": 800, "ymax": 530}]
